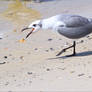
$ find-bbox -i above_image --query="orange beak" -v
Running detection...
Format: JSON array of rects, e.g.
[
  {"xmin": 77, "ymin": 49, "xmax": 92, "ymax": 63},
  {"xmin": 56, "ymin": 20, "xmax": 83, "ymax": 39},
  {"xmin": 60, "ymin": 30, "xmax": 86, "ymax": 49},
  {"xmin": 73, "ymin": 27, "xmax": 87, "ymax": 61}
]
[{"xmin": 26, "ymin": 28, "xmax": 35, "ymax": 39}]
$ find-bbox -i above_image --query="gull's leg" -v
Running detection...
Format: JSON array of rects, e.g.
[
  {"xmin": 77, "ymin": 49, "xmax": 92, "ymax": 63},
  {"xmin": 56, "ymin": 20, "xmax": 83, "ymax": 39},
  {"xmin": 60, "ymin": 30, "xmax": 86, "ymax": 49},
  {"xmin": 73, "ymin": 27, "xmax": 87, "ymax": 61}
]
[
  {"xmin": 66, "ymin": 41, "xmax": 76, "ymax": 57},
  {"xmin": 56, "ymin": 41, "xmax": 76, "ymax": 56}
]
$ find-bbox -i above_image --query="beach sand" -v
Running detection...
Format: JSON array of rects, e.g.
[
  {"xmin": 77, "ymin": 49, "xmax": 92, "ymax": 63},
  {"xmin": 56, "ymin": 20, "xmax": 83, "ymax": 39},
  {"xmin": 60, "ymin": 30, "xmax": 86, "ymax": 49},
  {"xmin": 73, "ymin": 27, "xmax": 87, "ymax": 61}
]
[{"xmin": 0, "ymin": 0, "xmax": 92, "ymax": 91}]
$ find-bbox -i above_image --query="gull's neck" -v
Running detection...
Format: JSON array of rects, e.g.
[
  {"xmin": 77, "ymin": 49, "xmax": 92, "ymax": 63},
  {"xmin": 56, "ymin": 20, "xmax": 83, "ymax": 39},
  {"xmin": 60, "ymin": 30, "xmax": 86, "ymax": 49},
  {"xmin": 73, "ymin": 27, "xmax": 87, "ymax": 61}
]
[
  {"xmin": 41, "ymin": 18, "xmax": 57, "ymax": 30},
  {"xmin": 41, "ymin": 17, "xmax": 66, "ymax": 31}
]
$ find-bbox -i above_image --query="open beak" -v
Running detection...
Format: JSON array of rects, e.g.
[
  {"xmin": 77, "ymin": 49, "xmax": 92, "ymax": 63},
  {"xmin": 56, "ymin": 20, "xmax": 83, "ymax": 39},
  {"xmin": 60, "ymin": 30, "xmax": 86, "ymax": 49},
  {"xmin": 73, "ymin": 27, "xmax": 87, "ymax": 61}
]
[
  {"xmin": 21, "ymin": 27, "xmax": 35, "ymax": 39},
  {"xmin": 25, "ymin": 28, "xmax": 35, "ymax": 38}
]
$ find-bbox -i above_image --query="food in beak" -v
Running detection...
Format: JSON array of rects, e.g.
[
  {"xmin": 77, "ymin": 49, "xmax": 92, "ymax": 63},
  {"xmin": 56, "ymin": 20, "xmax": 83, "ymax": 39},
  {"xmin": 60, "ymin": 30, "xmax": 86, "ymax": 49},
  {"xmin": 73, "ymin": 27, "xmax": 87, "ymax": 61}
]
[
  {"xmin": 26, "ymin": 28, "xmax": 35, "ymax": 38},
  {"xmin": 19, "ymin": 38, "xmax": 25, "ymax": 43}
]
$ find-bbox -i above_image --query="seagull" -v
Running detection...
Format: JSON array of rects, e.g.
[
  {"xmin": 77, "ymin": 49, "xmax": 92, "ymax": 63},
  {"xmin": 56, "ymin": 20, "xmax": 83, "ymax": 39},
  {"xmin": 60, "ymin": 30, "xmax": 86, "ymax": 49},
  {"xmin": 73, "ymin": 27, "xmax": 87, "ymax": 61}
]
[{"xmin": 21, "ymin": 14, "xmax": 92, "ymax": 57}]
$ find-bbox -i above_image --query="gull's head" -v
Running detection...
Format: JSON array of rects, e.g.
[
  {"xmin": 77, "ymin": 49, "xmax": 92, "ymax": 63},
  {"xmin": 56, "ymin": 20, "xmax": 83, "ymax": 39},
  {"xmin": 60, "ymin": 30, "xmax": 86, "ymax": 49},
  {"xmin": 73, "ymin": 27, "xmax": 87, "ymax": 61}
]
[
  {"xmin": 28, "ymin": 20, "xmax": 42, "ymax": 32},
  {"xmin": 21, "ymin": 20, "xmax": 42, "ymax": 38}
]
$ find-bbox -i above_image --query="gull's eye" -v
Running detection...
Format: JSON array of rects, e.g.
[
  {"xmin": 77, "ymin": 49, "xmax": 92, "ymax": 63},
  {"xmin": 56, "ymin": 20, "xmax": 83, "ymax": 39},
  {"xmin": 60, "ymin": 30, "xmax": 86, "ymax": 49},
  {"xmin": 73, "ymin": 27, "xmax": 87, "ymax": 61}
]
[{"xmin": 33, "ymin": 24, "xmax": 36, "ymax": 27}]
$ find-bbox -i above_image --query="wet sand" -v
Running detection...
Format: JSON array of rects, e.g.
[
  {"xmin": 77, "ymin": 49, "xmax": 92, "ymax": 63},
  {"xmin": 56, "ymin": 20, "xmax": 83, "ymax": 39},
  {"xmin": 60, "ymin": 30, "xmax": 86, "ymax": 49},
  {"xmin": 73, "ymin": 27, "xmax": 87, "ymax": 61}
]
[{"xmin": 0, "ymin": 0, "xmax": 92, "ymax": 91}]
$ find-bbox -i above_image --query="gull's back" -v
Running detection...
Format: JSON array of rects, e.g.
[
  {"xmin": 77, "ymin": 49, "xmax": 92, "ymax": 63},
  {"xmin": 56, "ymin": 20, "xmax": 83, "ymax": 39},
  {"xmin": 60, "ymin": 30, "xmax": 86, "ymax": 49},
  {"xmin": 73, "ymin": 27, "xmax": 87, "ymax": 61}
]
[
  {"xmin": 53, "ymin": 14, "xmax": 92, "ymax": 39},
  {"xmin": 53, "ymin": 14, "xmax": 90, "ymax": 27}
]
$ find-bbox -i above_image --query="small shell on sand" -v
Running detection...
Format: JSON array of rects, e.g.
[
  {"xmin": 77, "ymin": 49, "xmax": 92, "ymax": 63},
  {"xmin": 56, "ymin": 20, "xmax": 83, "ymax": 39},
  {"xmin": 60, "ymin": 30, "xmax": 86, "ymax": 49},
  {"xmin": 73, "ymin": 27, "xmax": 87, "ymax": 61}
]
[
  {"xmin": 4, "ymin": 48, "xmax": 8, "ymax": 50},
  {"xmin": 78, "ymin": 73, "xmax": 85, "ymax": 77},
  {"xmin": 4, "ymin": 56, "xmax": 8, "ymax": 59},
  {"xmin": 13, "ymin": 29, "xmax": 17, "ymax": 32},
  {"xmin": 20, "ymin": 56, "xmax": 24, "ymax": 60},
  {"xmin": 0, "ymin": 62, "xmax": 6, "ymax": 65},
  {"xmin": 0, "ymin": 33, "xmax": 4, "ymax": 39},
  {"xmin": 46, "ymin": 68, "xmax": 50, "ymax": 71}
]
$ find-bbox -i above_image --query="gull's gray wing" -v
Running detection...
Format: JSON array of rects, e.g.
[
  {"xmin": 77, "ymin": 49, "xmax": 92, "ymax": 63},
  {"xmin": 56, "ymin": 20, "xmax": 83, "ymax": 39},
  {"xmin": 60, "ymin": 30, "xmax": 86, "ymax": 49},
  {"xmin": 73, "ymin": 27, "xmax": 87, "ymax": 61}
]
[
  {"xmin": 56, "ymin": 14, "xmax": 90, "ymax": 27},
  {"xmin": 55, "ymin": 14, "xmax": 92, "ymax": 39},
  {"xmin": 57, "ymin": 23, "xmax": 92, "ymax": 39}
]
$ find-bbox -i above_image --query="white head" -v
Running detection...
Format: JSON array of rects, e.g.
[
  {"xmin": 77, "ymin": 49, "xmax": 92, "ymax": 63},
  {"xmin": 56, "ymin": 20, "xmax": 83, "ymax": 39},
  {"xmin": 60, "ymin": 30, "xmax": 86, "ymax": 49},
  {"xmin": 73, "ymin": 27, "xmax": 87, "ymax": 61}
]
[
  {"xmin": 28, "ymin": 20, "xmax": 42, "ymax": 32},
  {"xmin": 21, "ymin": 20, "xmax": 42, "ymax": 38}
]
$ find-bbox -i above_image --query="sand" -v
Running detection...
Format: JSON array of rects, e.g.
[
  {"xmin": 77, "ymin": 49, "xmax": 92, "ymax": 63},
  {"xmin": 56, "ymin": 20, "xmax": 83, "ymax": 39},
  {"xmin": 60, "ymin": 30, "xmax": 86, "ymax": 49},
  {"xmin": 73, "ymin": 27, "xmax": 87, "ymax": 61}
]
[{"xmin": 0, "ymin": 0, "xmax": 92, "ymax": 91}]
